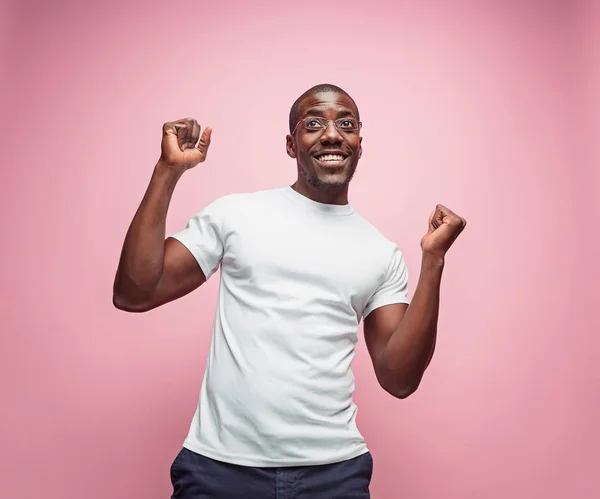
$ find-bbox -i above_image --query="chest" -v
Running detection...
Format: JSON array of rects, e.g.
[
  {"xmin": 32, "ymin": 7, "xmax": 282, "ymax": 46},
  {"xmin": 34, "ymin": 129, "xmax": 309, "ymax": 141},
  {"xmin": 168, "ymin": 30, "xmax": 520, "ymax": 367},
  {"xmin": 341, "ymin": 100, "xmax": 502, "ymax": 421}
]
[{"xmin": 220, "ymin": 209, "xmax": 387, "ymax": 309}]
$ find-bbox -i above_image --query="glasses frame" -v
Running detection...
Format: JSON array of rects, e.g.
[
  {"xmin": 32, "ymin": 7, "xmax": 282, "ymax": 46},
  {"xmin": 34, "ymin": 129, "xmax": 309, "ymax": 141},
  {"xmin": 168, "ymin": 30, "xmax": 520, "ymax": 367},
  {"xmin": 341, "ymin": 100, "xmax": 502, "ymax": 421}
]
[{"xmin": 291, "ymin": 116, "xmax": 362, "ymax": 135}]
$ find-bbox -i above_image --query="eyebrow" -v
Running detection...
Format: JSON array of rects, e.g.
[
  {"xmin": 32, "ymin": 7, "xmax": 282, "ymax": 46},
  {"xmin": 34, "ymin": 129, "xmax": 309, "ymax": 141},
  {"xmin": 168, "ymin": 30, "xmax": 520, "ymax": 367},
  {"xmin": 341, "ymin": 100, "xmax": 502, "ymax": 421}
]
[{"xmin": 303, "ymin": 108, "xmax": 355, "ymax": 118}]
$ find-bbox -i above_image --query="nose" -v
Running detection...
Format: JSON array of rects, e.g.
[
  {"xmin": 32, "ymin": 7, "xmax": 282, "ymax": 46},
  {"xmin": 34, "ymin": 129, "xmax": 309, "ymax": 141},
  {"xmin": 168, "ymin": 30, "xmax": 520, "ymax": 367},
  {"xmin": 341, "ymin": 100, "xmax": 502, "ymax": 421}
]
[{"xmin": 320, "ymin": 121, "xmax": 343, "ymax": 144}]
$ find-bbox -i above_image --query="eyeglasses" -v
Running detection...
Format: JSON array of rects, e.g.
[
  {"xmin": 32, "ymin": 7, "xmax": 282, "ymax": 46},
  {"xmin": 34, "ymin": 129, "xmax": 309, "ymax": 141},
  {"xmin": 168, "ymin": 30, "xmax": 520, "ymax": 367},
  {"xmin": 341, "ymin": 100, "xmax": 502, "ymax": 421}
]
[{"xmin": 291, "ymin": 116, "xmax": 362, "ymax": 135}]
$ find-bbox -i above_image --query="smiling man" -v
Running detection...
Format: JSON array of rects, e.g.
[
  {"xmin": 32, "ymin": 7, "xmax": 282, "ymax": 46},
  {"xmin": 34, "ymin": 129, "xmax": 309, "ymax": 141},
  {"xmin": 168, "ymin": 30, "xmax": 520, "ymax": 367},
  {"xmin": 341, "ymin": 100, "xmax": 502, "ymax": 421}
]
[
  {"xmin": 113, "ymin": 84, "xmax": 466, "ymax": 498},
  {"xmin": 287, "ymin": 88, "xmax": 362, "ymax": 201}
]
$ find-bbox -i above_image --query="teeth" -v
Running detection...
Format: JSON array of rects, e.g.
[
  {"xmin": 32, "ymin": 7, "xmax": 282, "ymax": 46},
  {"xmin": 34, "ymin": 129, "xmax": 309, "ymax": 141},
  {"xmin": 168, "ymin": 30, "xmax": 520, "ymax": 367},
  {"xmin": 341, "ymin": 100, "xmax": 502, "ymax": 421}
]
[{"xmin": 317, "ymin": 154, "xmax": 345, "ymax": 162}]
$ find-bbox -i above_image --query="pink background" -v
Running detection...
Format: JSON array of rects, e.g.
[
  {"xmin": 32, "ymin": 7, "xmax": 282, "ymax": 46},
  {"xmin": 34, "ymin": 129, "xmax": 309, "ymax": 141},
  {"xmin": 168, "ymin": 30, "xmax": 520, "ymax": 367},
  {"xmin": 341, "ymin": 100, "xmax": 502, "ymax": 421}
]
[{"xmin": 2, "ymin": 0, "xmax": 598, "ymax": 498}]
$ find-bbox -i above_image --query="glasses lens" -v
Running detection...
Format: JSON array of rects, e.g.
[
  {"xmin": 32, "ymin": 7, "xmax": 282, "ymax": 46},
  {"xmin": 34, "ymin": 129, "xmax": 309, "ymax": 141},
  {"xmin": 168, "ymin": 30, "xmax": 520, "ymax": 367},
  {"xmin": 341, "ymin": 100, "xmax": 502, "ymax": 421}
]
[
  {"xmin": 304, "ymin": 118, "xmax": 327, "ymax": 130},
  {"xmin": 335, "ymin": 118, "xmax": 359, "ymax": 131},
  {"xmin": 302, "ymin": 117, "xmax": 360, "ymax": 131}
]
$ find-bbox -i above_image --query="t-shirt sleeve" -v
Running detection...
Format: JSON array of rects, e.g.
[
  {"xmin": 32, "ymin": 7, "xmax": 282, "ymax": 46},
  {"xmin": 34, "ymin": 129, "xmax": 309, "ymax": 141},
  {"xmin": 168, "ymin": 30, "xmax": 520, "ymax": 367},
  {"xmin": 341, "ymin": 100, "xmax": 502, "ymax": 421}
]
[
  {"xmin": 168, "ymin": 198, "xmax": 226, "ymax": 280},
  {"xmin": 363, "ymin": 245, "xmax": 410, "ymax": 318}
]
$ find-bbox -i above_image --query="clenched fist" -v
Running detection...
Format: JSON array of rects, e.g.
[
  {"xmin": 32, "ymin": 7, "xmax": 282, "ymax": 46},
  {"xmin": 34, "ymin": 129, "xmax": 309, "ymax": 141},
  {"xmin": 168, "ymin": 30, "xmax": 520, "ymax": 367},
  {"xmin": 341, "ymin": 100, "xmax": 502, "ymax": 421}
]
[
  {"xmin": 160, "ymin": 118, "xmax": 212, "ymax": 171},
  {"xmin": 421, "ymin": 204, "xmax": 467, "ymax": 259}
]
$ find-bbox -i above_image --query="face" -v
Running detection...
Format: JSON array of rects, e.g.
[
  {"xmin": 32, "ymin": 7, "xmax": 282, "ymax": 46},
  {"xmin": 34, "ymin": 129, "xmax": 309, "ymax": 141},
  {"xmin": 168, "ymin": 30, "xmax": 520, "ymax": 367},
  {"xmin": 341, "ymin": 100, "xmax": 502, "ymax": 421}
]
[{"xmin": 286, "ymin": 91, "xmax": 362, "ymax": 195}]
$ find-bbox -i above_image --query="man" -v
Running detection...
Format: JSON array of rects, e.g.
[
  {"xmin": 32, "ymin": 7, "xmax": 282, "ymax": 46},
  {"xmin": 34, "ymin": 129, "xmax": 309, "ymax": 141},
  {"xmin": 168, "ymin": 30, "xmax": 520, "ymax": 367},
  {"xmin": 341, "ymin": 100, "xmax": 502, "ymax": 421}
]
[{"xmin": 113, "ymin": 83, "xmax": 466, "ymax": 498}]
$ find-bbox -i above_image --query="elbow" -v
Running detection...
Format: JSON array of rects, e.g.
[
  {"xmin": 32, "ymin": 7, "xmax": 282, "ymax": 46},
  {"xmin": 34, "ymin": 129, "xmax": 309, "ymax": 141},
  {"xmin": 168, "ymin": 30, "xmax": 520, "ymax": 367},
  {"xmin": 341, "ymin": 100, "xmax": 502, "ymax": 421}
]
[
  {"xmin": 387, "ymin": 383, "xmax": 419, "ymax": 399},
  {"xmin": 377, "ymin": 369, "xmax": 422, "ymax": 399},
  {"xmin": 112, "ymin": 276, "xmax": 156, "ymax": 313},
  {"xmin": 112, "ymin": 292, "xmax": 153, "ymax": 313}
]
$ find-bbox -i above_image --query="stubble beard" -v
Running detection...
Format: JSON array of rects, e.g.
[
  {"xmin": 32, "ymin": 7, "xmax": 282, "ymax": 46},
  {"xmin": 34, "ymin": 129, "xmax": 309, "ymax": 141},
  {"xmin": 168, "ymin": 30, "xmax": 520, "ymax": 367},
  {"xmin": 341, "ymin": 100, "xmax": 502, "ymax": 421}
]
[{"xmin": 299, "ymin": 161, "xmax": 357, "ymax": 194}]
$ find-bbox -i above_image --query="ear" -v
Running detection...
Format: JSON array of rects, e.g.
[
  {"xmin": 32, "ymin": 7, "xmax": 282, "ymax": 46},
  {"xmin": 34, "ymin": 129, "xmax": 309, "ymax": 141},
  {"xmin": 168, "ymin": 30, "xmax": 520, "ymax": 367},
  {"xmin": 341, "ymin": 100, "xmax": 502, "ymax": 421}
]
[
  {"xmin": 286, "ymin": 134, "xmax": 296, "ymax": 158},
  {"xmin": 358, "ymin": 136, "xmax": 363, "ymax": 159}
]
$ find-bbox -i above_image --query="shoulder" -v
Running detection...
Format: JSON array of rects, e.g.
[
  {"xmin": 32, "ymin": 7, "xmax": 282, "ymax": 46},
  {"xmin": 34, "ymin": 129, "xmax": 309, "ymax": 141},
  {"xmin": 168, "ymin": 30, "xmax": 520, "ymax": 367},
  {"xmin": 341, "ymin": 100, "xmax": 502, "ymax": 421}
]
[{"xmin": 350, "ymin": 209, "xmax": 404, "ymax": 256}]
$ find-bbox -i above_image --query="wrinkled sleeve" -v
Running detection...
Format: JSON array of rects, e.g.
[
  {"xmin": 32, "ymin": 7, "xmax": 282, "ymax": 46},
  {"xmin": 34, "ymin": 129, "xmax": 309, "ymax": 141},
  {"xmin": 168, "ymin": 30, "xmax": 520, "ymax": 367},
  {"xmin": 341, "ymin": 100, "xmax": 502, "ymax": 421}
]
[
  {"xmin": 363, "ymin": 245, "xmax": 410, "ymax": 318},
  {"xmin": 169, "ymin": 198, "xmax": 226, "ymax": 280}
]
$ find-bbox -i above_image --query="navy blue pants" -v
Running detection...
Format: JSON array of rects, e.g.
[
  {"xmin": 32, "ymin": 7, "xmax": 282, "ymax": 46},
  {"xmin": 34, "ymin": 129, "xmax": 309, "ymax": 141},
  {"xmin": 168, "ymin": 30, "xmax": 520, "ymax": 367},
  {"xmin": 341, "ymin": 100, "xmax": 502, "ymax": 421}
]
[{"xmin": 170, "ymin": 447, "xmax": 373, "ymax": 498}]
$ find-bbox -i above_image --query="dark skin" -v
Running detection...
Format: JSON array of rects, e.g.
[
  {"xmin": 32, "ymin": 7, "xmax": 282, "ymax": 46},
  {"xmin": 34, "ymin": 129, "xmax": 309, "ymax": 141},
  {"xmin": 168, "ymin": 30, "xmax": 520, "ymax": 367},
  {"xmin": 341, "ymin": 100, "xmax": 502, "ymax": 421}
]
[
  {"xmin": 114, "ymin": 95, "xmax": 467, "ymax": 399},
  {"xmin": 112, "ymin": 119, "xmax": 212, "ymax": 313},
  {"xmin": 286, "ymin": 91, "xmax": 467, "ymax": 398},
  {"xmin": 286, "ymin": 92, "xmax": 362, "ymax": 205}
]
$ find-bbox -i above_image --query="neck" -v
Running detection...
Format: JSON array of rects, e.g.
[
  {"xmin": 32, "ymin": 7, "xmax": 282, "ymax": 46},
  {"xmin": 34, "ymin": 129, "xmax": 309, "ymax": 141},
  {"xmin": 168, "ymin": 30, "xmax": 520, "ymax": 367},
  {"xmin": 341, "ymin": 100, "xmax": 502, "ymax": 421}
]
[{"xmin": 291, "ymin": 179, "xmax": 349, "ymax": 205}]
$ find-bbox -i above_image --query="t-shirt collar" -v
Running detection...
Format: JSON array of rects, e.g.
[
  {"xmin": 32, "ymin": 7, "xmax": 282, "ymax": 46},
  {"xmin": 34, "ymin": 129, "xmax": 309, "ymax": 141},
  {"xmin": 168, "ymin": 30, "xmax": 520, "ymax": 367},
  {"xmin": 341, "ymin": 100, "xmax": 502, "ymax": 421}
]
[{"xmin": 281, "ymin": 185, "xmax": 354, "ymax": 216}]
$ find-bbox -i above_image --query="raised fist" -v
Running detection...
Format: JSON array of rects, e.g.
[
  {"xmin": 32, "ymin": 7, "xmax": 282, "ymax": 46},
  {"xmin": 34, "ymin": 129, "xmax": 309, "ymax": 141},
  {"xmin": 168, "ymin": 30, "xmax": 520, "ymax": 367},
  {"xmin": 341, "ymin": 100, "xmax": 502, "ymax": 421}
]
[
  {"xmin": 160, "ymin": 118, "xmax": 212, "ymax": 171},
  {"xmin": 421, "ymin": 204, "xmax": 467, "ymax": 258}
]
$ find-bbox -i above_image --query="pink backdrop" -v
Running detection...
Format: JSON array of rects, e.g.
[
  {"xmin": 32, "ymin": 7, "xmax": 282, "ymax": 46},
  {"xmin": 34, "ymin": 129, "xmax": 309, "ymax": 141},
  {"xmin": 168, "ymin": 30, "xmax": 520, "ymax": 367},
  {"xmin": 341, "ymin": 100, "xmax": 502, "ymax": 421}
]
[{"xmin": 2, "ymin": 1, "xmax": 598, "ymax": 498}]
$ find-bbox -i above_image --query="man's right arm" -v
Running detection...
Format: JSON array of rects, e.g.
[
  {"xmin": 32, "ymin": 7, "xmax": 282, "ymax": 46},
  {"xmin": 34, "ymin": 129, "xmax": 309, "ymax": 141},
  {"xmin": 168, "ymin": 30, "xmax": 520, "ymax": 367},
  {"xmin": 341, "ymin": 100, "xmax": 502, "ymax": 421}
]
[{"xmin": 112, "ymin": 118, "xmax": 212, "ymax": 313}]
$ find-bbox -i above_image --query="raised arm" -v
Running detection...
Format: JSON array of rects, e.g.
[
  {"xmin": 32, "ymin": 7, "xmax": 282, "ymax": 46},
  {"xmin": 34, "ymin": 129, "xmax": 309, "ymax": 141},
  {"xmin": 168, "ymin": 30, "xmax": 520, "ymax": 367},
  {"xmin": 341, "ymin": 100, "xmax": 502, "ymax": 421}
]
[
  {"xmin": 112, "ymin": 118, "xmax": 212, "ymax": 313},
  {"xmin": 364, "ymin": 204, "xmax": 467, "ymax": 398}
]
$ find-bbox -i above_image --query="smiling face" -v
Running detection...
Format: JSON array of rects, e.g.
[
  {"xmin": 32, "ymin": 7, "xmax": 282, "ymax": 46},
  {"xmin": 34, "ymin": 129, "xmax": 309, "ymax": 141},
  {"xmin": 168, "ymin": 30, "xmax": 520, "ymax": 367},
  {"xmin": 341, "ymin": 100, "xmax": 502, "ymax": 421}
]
[{"xmin": 286, "ymin": 91, "xmax": 362, "ymax": 203}]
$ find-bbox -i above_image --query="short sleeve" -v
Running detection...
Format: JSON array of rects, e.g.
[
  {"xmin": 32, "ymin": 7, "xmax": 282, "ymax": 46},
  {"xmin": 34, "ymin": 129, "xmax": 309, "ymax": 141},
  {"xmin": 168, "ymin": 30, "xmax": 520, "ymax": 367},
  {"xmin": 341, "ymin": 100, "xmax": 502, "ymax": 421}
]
[
  {"xmin": 169, "ymin": 198, "xmax": 226, "ymax": 280},
  {"xmin": 363, "ymin": 245, "xmax": 410, "ymax": 318}
]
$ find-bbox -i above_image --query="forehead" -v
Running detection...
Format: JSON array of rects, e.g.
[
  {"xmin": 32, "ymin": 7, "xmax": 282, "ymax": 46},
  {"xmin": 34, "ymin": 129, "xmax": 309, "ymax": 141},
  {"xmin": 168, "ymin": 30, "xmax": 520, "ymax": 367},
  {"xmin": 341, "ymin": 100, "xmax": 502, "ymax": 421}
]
[{"xmin": 298, "ymin": 91, "xmax": 358, "ymax": 117}]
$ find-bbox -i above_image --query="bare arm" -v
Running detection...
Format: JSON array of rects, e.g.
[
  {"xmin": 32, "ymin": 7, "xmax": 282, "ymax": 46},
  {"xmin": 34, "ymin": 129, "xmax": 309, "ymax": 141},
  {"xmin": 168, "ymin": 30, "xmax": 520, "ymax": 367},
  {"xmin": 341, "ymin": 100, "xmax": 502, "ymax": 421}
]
[
  {"xmin": 112, "ymin": 118, "xmax": 212, "ymax": 312},
  {"xmin": 364, "ymin": 204, "xmax": 467, "ymax": 398},
  {"xmin": 364, "ymin": 255, "xmax": 442, "ymax": 399}
]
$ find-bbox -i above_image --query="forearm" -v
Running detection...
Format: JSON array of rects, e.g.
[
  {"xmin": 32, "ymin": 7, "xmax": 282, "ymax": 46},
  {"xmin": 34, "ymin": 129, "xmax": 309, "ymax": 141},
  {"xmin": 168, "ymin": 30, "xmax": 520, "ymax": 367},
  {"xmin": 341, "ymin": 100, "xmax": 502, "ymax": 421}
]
[
  {"xmin": 113, "ymin": 161, "xmax": 183, "ymax": 304},
  {"xmin": 380, "ymin": 253, "xmax": 444, "ymax": 396}
]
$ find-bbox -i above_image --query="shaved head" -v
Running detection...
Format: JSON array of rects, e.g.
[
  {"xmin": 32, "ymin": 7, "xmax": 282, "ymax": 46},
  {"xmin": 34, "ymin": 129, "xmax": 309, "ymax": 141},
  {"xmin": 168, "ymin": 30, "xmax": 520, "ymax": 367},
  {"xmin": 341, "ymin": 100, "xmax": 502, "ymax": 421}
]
[{"xmin": 289, "ymin": 84, "xmax": 360, "ymax": 133}]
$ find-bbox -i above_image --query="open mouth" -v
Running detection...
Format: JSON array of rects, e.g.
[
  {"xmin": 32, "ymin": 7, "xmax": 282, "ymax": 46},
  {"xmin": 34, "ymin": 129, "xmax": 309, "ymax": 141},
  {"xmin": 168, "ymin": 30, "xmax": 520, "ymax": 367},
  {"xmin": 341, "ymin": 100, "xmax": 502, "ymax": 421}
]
[{"xmin": 314, "ymin": 153, "xmax": 348, "ymax": 167}]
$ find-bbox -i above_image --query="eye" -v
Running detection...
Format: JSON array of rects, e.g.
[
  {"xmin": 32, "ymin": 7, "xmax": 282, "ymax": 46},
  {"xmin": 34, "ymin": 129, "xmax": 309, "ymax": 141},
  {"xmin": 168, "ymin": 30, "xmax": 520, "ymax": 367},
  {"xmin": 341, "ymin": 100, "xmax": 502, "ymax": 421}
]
[
  {"xmin": 306, "ymin": 118, "xmax": 324, "ymax": 129},
  {"xmin": 338, "ymin": 119, "xmax": 357, "ymax": 129}
]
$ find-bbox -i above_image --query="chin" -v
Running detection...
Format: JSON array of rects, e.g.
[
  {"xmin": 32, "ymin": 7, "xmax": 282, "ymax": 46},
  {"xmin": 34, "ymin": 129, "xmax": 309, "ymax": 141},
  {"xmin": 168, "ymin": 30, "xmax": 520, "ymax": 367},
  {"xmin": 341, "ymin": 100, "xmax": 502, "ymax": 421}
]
[
  {"xmin": 310, "ymin": 174, "xmax": 351, "ymax": 193},
  {"xmin": 299, "ymin": 162, "xmax": 357, "ymax": 193}
]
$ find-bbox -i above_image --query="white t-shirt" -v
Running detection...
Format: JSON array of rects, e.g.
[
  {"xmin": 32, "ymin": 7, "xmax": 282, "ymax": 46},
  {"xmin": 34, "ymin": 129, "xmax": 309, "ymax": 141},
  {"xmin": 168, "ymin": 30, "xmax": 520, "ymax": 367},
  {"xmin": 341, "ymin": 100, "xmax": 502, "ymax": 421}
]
[{"xmin": 170, "ymin": 185, "xmax": 410, "ymax": 467}]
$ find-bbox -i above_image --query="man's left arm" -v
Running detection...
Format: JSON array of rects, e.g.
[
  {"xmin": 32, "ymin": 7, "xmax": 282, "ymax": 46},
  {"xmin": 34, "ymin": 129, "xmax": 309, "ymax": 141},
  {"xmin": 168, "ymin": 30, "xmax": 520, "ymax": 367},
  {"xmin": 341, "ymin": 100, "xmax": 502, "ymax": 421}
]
[{"xmin": 364, "ymin": 204, "xmax": 467, "ymax": 399}]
